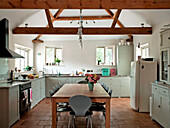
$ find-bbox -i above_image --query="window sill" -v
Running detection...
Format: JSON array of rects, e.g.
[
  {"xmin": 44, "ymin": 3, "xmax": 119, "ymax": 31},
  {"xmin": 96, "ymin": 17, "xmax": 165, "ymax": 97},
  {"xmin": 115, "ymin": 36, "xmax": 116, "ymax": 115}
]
[
  {"xmin": 44, "ymin": 65, "xmax": 65, "ymax": 67},
  {"xmin": 95, "ymin": 65, "xmax": 116, "ymax": 67}
]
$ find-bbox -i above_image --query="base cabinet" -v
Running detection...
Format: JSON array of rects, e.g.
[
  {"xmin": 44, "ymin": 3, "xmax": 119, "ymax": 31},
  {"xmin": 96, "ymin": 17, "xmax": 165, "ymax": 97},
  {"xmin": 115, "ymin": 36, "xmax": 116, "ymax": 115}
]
[
  {"xmin": 100, "ymin": 76, "xmax": 130, "ymax": 97},
  {"xmin": 152, "ymin": 83, "xmax": 170, "ymax": 128},
  {"xmin": 0, "ymin": 86, "xmax": 19, "ymax": 128},
  {"xmin": 45, "ymin": 76, "xmax": 130, "ymax": 98},
  {"xmin": 45, "ymin": 77, "xmax": 85, "ymax": 97},
  {"xmin": 31, "ymin": 78, "xmax": 45, "ymax": 108}
]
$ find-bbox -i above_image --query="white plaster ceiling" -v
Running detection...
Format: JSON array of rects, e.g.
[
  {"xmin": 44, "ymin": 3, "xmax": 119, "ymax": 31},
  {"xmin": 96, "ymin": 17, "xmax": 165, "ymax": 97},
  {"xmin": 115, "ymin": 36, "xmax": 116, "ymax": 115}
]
[{"xmin": 0, "ymin": 9, "xmax": 170, "ymax": 41}]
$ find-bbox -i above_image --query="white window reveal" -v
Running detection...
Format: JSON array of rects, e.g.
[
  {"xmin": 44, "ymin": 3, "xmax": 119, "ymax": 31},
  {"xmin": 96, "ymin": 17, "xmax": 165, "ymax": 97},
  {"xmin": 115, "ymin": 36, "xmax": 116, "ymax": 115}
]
[
  {"xmin": 15, "ymin": 46, "xmax": 30, "ymax": 71},
  {"xmin": 45, "ymin": 47, "xmax": 63, "ymax": 64},
  {"xmin": 96, "ymin": 46, "xmax": 115, "ymax": 65},
  {"xmin": 136, "ymin": 43, "xmax": 149, "ymax": 60}
]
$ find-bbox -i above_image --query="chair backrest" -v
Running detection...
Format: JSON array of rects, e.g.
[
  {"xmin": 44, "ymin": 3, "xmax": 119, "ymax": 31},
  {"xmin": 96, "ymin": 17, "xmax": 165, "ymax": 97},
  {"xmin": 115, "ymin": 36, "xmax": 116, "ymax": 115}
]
[
  {"xmin": 69, "ymin": 95, "xmax": 92, "ymax": 116},
  {"xmin": 108, "ymin": 90, "xmax": 112, "ymax": 97},
  {"xmin": 105, "ymin": 87, "xmax": 109, "ymax": 93},
  {"xmin": 59, "ymin": 83, "xmax": 63, "ymax": 88},
  {"xmin": 53, "ymin": 86, "xmax": 59, "ymax": 93},
  {"xmin": 49, "ymin": 90, "xmax": 54, "ymax": 101},
  {"xmin": 78, "ymin": 80, "xmax": 87, "ymax": 84}
]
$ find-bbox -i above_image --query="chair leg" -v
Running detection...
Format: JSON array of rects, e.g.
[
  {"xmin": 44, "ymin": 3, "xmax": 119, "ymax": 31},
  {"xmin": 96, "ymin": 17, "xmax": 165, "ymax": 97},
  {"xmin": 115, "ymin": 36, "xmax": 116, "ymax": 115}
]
[
  {"xmin": 86, "ymin": 116, "xmax": 89, "ymax": 128},
  {"xmin": 68, "ymin": 116, "xmax": 71, "ymax": 128},
  {"xmin": 72, "ymin": 116, "xmax": 75, "ymax": 128},
  {"xmin": 90, "ymin": 116, "xmax": 92, "ymax": 128}
]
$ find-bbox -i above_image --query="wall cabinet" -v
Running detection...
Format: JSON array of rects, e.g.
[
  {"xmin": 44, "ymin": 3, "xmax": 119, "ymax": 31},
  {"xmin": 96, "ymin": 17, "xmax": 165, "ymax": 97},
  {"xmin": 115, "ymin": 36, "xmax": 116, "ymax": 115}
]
[
  {"xmin": 152, "ymin": 83, "xmax": 170, "ymax": 128},
  {"xmin": 0, "ymin": 86, "xmax": 19, "ymax": 128},
  {"xmin": 31, "ymin": 78, "xmax": 45, "ymax": 108},
  {"xmin": 160, "ymin": 28, "xmax": 170, "ymax": 49}
]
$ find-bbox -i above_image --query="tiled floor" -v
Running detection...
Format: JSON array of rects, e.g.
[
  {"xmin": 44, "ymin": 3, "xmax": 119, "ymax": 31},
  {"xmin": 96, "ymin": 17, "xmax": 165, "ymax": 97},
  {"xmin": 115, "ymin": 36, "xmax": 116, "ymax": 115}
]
[{"xmin": 11, "ymin": 98, "xmax": 162, "ymax": 128}]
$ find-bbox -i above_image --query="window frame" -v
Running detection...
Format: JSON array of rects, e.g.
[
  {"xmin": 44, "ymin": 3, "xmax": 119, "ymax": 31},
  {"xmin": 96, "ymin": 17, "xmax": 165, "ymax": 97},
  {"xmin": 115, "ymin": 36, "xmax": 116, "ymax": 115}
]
[
  {"xmin": 15, "ymin": 46, "xmax": 30, "ymax": 71},
  {"xmin": 45, "ymin": 46, "xmax": 63, "ymax": 64},
  {"xmin": 96, "ymin": 45, "xmax": 115, "ymax": 66},
  {"xmin": 136, "ymin": 43, "xmax": 149, "ymax": 60}
]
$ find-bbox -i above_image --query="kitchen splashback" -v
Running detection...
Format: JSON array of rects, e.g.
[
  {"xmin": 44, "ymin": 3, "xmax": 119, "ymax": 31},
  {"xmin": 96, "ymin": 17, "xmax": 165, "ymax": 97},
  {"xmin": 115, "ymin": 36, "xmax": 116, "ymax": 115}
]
[{"xmin": 0, "ymin": 59, "xmax": 9, "ymax": 80}]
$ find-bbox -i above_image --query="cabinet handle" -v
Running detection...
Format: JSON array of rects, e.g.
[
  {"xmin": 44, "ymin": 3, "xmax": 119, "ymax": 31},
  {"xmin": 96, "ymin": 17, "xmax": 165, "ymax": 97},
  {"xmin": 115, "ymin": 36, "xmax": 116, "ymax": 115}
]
[
  {"xmin": 158, "ymin": 105, "xmax": 161, "ymax": 108},
  {"xmin": 164, "ymin": 91, "xmax": 166, "ymax": 93},
  {"xmin": 155, "ymin": 88, "xmax": 157, "ymax": 90}
]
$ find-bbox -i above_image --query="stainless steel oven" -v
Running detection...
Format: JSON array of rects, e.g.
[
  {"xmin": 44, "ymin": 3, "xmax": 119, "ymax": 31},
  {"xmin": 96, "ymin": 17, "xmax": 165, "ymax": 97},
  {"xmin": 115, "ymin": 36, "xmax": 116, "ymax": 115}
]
[{"xmin": 19, "ymin": 82, "xmax": 31, "ymax": 117}]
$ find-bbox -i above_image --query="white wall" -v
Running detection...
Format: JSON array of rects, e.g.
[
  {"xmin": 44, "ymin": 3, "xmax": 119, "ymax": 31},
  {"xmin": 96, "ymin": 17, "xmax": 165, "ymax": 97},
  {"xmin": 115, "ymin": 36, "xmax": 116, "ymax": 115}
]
[
  {"xmin": 133, "ymin": 23, "xmax": 169, "ymax": 63},
  {"xmin": 34, "ymin": 40, "xmax": 120, "ymax": 74}
]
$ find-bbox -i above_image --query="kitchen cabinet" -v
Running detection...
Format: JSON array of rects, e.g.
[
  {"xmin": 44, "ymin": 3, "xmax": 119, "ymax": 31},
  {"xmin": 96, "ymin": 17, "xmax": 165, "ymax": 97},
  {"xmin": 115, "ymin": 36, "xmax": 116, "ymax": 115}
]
[
  {"xmin": 160, "ymin": 28, "xmax": 170, "ymax": 49},
  {"xmin": 151, "ymin": 83, "xmax": 170, "ymax": 128},
  {"xmin": 45, "ymin": 77, "xmax": 85, "ymax": 97},
  {"xmin": 31, "ymin": 78, "xmax": 45, "ymax": 108},
  {"xmin": 117, "ymin": 45, "xmax": 134, "ymax": 76},
  {"xmin": 100, "ymin": 76, "xmax": 130, "ymax": 97},
  {"xmin": 0, "ymin": 85, "xmax": 19, "ymax": 128}
]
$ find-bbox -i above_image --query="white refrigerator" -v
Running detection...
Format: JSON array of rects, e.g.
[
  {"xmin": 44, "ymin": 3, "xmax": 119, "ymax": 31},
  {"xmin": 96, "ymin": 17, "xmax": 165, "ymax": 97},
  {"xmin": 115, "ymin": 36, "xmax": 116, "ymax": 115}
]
[{"xmin": 130, "ymin": 60, "xmax": 157, "ymax": 112}]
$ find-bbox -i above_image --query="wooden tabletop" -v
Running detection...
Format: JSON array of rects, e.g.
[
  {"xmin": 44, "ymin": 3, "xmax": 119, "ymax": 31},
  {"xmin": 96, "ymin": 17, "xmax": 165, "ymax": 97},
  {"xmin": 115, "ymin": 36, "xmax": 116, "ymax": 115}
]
[{"xmin": 52, "ymin": 83, "xmax": 110, "ymax": 98}]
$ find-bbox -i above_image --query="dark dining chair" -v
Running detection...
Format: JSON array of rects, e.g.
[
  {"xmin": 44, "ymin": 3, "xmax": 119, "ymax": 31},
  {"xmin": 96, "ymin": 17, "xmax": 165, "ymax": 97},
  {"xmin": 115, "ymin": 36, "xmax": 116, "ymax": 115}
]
[
  {"xmin": 78, "ymin": 80, "xmax": 87, "ymax": 84},
  {"xmin": 68, "ymin": 95, "xmax": 93, "ymax": 128},
  {"xmin": 49, "ymin": 89, "xmax": 72, "ymax": 121}
]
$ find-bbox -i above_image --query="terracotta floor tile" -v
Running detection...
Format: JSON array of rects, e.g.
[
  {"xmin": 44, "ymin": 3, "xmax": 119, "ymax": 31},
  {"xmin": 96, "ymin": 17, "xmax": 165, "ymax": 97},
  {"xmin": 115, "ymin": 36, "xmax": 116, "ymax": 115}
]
[{"xmin": 11, "ymin": 98, "xmax": 163, "ymax": 128}]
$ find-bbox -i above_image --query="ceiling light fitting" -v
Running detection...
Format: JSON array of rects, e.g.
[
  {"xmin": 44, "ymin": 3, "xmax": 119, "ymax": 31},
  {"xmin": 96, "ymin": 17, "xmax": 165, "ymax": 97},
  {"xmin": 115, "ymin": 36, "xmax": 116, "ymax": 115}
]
[{"xmin": 78, "ymin": 9, "xmax": 83, "ymax": 49}]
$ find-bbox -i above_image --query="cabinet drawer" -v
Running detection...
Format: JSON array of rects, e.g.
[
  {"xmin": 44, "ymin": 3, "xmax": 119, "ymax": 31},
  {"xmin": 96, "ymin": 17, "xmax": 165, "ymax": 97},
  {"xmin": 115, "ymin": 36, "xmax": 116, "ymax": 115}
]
[
  {"xmin": 160, "ymin": 88, "xmax": 169, "ymax": 96},
  {"xmin": 152, "ymin": 86, "xmax": 160, "ymax": 93}
]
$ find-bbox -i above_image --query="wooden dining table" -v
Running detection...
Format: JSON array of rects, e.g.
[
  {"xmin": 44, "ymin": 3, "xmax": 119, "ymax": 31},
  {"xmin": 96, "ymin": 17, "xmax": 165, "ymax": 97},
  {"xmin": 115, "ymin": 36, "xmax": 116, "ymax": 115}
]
[{"xmin": 52, "ymin": 83, "xmax": 111, "ymax": 128}]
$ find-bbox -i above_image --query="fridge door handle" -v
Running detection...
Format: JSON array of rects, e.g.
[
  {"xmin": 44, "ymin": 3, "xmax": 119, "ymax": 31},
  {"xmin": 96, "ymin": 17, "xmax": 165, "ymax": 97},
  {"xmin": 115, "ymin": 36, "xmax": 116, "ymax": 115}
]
[{"xmin": 141, "ymin": 65, "xmax": 144, "ymax": 69}]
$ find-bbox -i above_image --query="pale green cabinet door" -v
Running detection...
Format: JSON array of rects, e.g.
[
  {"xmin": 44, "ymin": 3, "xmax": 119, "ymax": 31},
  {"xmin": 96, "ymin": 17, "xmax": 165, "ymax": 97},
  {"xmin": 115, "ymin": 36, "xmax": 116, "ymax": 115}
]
[{"xmin": 117, "ymin": 45, "xmax": 134, "ymax": 76}]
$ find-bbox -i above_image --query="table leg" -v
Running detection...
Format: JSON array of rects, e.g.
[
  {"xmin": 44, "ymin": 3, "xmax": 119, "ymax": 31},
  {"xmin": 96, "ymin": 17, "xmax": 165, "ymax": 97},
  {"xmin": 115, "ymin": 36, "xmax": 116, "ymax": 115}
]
[
  {"xmin": 52, "ymin": 99, "xmax": 57, "ymax": 128},
  {"xmin": 105, "ymin": 99, "xmax": 110, "ymax": 128}
]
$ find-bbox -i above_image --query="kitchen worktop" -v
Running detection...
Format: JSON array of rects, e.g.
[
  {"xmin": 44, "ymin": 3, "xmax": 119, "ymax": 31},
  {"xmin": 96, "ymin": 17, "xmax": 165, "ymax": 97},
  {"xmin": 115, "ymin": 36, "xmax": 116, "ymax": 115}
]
[
  {"xmin": 45, "ymin": 74, "xmax": 130, "ymax": 77},
  {"xmin": 151, "ymin": 82, "xmax": 170, "ymax": 89},
  {"xmin": 0, "ymin": 77, "xmax": 44, "ymax": 88}
]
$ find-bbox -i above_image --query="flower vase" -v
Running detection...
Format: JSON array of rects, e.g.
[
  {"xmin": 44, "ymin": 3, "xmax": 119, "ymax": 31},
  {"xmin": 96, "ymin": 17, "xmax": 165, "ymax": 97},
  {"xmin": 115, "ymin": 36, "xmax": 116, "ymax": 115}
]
[{"xmin": 88, "ymin": 82, "xmax": 94, "ymax": 91}]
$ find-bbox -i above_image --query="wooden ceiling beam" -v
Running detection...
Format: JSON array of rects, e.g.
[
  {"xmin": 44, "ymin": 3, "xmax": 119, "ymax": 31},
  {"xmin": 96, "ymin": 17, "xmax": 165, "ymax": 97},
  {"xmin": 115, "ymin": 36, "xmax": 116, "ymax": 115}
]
[
  {"xmin": 45, "ymin": 9, "xmax": 53, "ymax": 28},
  {"xmin": 13, "ymin": 27, "xmax": 152, "ymax": 35},
  {"xmin": 111, "ymin": 9, "xmax": 122, "ymax": 28},
  {"xmin": 105, "ymin": 9, "xmax": 132, "ymax": 38},
  {"xmin": 55, "ymin": 16, "xmax": 112, "ymax": 21},
  {"xmin": 1, "ymin": 0, "xmax": 170, "ymax": 9},
  {"xmin": 34, "ymin": 9, "xmax": 63, "ymax": 42}
]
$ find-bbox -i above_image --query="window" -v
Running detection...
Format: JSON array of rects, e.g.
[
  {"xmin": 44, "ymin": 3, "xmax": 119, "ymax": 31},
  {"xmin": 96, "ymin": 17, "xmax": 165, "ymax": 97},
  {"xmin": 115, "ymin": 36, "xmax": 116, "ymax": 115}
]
[
  {"xmin": 136, "ymin": 43, "xmax": 149, "ymax": 60},
  {"xmin": 15, "ymin": 48, "xmax": 29, "ymax": 71},
  {"xmin": 96, "ymin": 46, "xmax": 115, "ymax": 65},
  {"xmin": 45, "ymin": 47, "xmax": 63, "ymax": 64}
]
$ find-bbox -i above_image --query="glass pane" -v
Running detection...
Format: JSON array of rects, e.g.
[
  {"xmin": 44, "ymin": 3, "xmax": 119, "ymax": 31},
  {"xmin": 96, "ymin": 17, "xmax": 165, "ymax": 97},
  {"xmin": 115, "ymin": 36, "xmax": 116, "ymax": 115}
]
[
  {"xmin": 25, "ymin": 51, "xmax": 28, "ymax": 67},
  {"xmin": 15, "ymin": 49, "xmax": 21, "ymax": 70},
  {"xmin": 105, "ymin": 48, "xmax": 113, "ymax": 65},
  {"xmin": 162, "ymin": 51, "xmax": 168, "ymax": 81},
  {"xmin": 20, "ymin": 50, "xmax": 25, "ymax": 71},
  {"xmin": 56, "ymin": 48, "xmax": 62, "ymax": 60},
  {"xmin": 145, "ymin": 48, "xmax": 149, "ymax": 58},
  {"xmin": 96, "ymin": 48, "xmax": 104, "ymax": 64},
  {"xmin": 141, "ymin": 48, "xmax": 146, "ymax": 58},
  {"xmin": 46, "ymin": 47, "xmax": 55, "ymax": 63}
]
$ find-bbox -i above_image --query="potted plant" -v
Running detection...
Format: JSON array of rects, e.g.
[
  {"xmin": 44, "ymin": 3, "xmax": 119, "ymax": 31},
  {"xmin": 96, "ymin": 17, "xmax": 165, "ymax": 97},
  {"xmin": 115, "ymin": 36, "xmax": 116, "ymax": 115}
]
[
  {"xmin": 85, "ymin": 74, "xmax": 100, "ymax": 91},
  {"xmin": 25, "ymin": 66, "xmax": 33, "ymax": 71},
  {"xmin": 55, "ymin": 58, "xmax": 62, "ymax": 65},
  {"xmin": 97, "ymin": 60, "xmax": 101, "ymax": 65}
]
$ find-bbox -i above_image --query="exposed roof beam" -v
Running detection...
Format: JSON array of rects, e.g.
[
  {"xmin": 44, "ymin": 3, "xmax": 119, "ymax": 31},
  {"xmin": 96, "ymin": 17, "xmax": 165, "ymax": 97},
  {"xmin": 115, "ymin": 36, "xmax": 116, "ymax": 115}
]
[
  {"xmin": 13, "ymin": 27, "xmax": 152, "ymax": 35},
  {"xmin": 55, "ymin": 16, "xmax": 112, "ymax": 21},
  {"xmin": 45, "ymin": 9, "xmax": 53, "ymax": 28},
  {"xmin": 1, "ymin": 0, "xmax": 170, "ymax": 9},
  {"xmin": 34, "ymin": 9, "xmax": 63, "ymax": 41},
  {"xmin": 111, "ymin": 9, "xmax": 122, "ymax": 28},
  {"xmin": 105, "ymin": 9, "xmax": 132, "ymax": 38}
]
